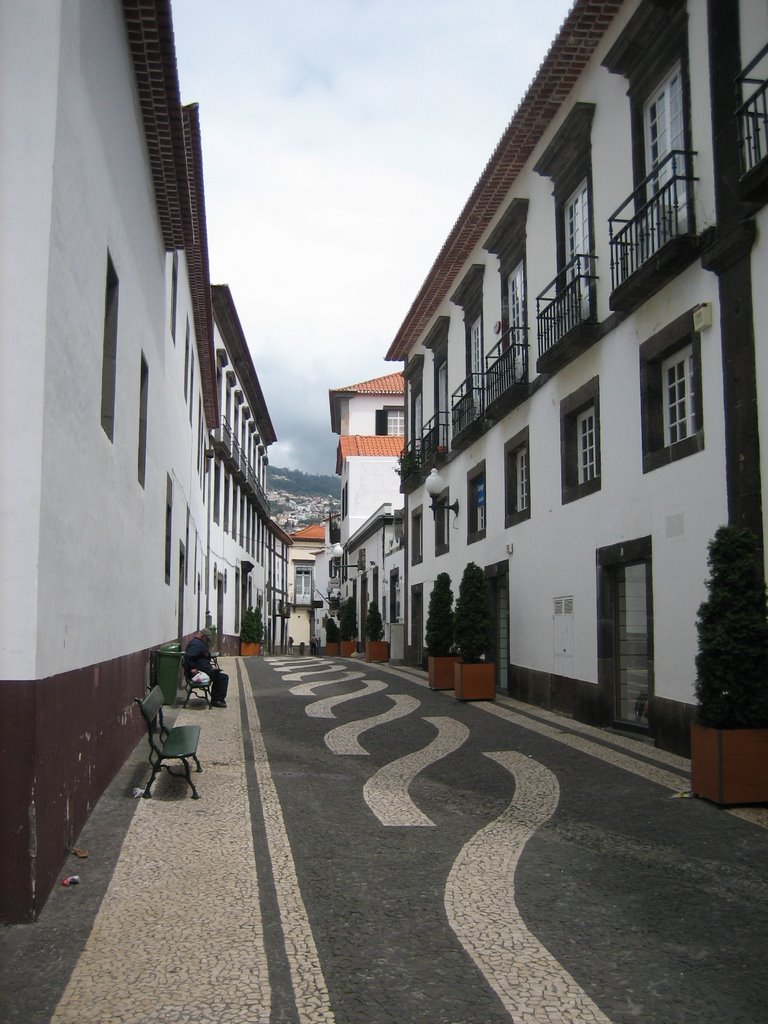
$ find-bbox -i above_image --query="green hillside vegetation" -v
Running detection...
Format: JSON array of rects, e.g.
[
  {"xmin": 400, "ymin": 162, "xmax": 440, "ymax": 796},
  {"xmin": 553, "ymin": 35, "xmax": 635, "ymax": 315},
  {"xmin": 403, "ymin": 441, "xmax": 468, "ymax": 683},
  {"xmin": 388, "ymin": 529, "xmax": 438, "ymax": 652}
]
[{"xmin": 267, "ymin": 465, "xmax": 339, "ymax": 499}]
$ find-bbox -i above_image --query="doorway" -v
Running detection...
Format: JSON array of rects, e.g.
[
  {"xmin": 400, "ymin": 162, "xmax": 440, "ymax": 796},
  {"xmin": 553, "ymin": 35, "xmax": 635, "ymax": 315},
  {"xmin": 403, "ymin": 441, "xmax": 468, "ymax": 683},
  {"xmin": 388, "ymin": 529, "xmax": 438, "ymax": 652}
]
[
  {"xmin": 612, "ymin": 562, "xmax": 651, "ymax": 725},
  {"xmin": 177, "ymin": 543, "xmax": 186, "ymax": 640},
  {"xmin": 410, "ymin": 584, "xmax": 423, "ymax": 667},
  {"xmin": 597, "ymin": 538, "xmax": 654, "ymax": 729},
  {"xmin": 487, "ymin": 567, "xmax": 509, "ymax": 691}
]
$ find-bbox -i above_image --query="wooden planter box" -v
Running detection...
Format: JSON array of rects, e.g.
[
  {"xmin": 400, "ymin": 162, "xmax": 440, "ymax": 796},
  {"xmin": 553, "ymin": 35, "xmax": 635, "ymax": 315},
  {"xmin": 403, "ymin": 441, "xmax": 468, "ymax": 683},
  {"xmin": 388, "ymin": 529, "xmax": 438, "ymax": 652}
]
[
  {"xmin": 340, "ymin": 640, "xmax": 358, "ymax": 657},
  {"xmin": 366, "ymin": 640, "xmax": 389, "ymax": 662},
  {"xmin": 454, "ymin": 661, "xmax": 495, "ymax": 701},
  {"xmin": 428, "ymin": 655, "xmax": 461, "ymax": 689},
  {"xmin": 240, "ymin": 641, "xmax": 261, "ymax": 656},
  {"xmin": 690, "ymin": 723, "xmax": 768, "ymax": 806},
  {"xmin": 325, "ymin": 642, "xmax": 341, "ymax": 656}
]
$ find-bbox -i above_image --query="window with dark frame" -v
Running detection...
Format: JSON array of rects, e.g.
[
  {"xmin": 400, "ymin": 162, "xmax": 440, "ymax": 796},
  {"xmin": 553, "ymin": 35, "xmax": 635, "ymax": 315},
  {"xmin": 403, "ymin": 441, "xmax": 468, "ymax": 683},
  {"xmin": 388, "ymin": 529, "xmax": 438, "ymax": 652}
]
[
  {"xmin": 164, "ymin": 474, "xmax": 173, "ymax": 585},
  {"xmin": 411, "ymin": 506, "xmax": 423, "ymax": 565},
  {"xmin": 213, "ymin": 461, "xmax": 221, "ymax": 524},
  {"xmin": 466, "ymin": 460, "xmax": 487, "ymax": 542},
  {"xmin": 138, "ymin": 354, "xmax": 149, "ymax": 488},
  {"xmin": 170, "ymin": 250, "xmax": 178, "ymax": 343},
  {"xmin": 639, "ymin": 307, "xmax": 704, "ymax": 473},
  {"xmin": 434, "ymin": 485, "xmax": 450, "ymax": 557},
  {"xmin": 101, "ymin": 253, "xmax": 119, "ymax": 441},
  {"xmin": 504, "ymin": 427, "xmax": 531, "ymax": 527},
  {"xmin": 560, "ymin": 377, "xmax": 601, "ymax": 504}
]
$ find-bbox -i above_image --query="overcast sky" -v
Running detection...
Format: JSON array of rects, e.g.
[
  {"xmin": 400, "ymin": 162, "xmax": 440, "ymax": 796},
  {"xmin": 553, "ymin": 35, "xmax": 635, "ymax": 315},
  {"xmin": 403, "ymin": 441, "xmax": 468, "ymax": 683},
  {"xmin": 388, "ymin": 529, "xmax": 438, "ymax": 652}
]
[{"xmin": 172, "ymin": 0, "xmax": 573, "ymax": 474}]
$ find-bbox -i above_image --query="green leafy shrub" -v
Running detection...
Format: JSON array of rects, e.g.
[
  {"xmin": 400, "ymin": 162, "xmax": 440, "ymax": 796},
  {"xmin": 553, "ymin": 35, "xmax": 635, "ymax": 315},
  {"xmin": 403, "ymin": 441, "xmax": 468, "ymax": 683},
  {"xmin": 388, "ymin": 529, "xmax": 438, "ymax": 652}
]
[
  {"xmin": 695, "ymin": 525, "xmax": 768, "ymax": 728},
  {"xmin": 240, "ymin": 606, "xmax": 263, "ymax": 644},
  {"xmin": 454, "ymin": 562, "xmax": 491, "ymax": 664},
  {"xmin": 425, "ymin": 572, "xmax": 454, "ymax": 657},
  {"xmin": 340, "ymin": 597, "xmax": 358, "ymax": 642},
  {"xmin": 365, "ymin": 601, "xmax": 385, "ymax": 642}
]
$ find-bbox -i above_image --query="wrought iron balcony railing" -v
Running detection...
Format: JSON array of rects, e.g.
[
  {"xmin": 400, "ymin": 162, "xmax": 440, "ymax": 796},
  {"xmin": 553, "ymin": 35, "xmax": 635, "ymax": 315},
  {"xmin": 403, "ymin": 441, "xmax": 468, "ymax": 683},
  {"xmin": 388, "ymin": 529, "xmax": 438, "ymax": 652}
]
[
  {"xmin": 608, "ymin": 149, "xmax": 696, "ymax": 292},
  {"xmin": 451, "ymin": 372, "xmax": 484, "ymax": 438},
  {"xmin": 398, "ymin": 436, "xmax": 422, "ymax": 481},
  {"xmin": 213, "ymin": 417, "xmax": 270, "ymax": 513},
  {"xmin": 536, "ymin": 253, "xmax": 597, "ymax": 360},
  {"xmin": 485, "ymin": 326, "xmax": 528, "ymax": 406},
  {"xmin": 737, "ymin": 42, "xmax": 768, "ymax": 179},
  {"xmin": 421, "ymin": 411, "xmax": 450, "ymax": 462}
]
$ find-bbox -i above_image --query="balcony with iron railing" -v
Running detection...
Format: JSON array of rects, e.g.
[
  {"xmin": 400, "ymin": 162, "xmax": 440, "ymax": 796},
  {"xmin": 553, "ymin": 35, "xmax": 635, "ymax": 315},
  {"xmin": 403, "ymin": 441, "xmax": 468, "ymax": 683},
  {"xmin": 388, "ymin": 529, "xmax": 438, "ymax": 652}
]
[
  {"xmin": 212, "ymin": 417, "xmax": 271, "ymax": 515},
  {"xmin": 737, "ymin": 41, "xmax": 768, "ymax": 202},
  {"xmin": 536, "ymin": 253, "xmax": 598, "ymax": 374},
  {"xmin": 608, "ymin": 149, "xmax": 697, "ymax": 312},
  {"xmin": 420, "ymin": 411, "xmax": 450, "ymax": 464},
  {"xmin": 484, "ymin": 326, "xmax": 529, "ymax": 420},
  {"xmin": 451, "ymin": 372, "xmax": 484, "ymax": 447},
  {"xmin": 398, "ymin": 436, "xmax": 423, "ymax": 493}
]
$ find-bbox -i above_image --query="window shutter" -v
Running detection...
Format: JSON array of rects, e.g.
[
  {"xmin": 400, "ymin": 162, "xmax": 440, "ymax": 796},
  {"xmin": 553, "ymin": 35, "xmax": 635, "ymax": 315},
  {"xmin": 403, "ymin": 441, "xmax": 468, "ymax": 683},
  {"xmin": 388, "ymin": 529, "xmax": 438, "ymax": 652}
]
[{"xmin": 375, "ymin": 409, "xmax": 388, "ymax": 435}]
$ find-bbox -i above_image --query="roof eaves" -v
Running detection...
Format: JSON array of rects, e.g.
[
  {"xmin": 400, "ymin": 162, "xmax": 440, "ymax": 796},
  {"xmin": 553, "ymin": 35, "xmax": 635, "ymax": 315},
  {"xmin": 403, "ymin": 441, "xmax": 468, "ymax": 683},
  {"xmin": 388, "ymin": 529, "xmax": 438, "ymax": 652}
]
[
  {"xmin": 385, "ymin": 0, "xmax": 623, "ymax": 361},
  {"xmin": 211, "ymin": 284, "xmax": 278, "ymax": 445}
]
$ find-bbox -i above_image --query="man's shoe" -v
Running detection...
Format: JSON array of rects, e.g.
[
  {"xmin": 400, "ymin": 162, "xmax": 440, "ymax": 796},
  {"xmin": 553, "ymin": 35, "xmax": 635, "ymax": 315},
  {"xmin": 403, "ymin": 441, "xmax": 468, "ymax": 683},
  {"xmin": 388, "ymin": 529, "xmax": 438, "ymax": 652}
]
[{"xmin": 211, "ymin": 700, "xmax": 227, "ymax": 708}]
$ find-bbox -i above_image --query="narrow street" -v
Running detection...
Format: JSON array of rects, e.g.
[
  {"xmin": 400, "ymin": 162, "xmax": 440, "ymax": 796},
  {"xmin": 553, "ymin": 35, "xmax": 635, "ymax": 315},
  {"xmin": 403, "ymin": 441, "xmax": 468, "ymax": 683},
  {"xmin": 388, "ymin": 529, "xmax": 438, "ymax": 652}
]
[{"xmin": 4, "ymin": 655, "xmax": 767, "ymax": 1024}]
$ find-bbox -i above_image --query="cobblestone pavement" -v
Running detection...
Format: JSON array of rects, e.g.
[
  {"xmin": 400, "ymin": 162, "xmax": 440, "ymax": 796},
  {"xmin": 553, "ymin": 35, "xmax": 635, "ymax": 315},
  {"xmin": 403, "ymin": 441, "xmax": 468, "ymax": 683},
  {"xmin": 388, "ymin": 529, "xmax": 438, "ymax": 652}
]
[{"xmin": 2, "ymin": 655, "xmax": 767, "ymax": 1023}]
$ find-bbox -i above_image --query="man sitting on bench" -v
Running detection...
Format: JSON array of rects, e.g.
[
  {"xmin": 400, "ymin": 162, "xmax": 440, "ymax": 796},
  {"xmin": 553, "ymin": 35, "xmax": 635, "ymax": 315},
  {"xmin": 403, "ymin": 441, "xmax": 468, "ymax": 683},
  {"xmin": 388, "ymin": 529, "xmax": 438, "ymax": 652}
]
[{"xmin": 184, "ymin": 628, "xmax": 229, "ymax": 708}]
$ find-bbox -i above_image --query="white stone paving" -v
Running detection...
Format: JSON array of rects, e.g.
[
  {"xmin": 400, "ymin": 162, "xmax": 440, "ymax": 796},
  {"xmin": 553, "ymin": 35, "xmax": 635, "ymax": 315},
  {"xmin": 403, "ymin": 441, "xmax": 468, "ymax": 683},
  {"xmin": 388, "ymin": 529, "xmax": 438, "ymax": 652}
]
[
  {"xmin": 444, "ymin": 750, "xmax": 613, "ymax": 1024},
  {"xmin": 304, "ymin": 678, "xmax": 388, "ymax": 718},
  {"xmin": 363, "ymin": 716, "xmax": 469, "ymax": 826},
  {"xmin": 50, "ymin": 665, "xmax": 271, "ymax": 1024},
  {"xmin": 325, "ymin": 694, "xmax": 420, "ymax": 755},
  {"xmin": 288, "ymin": 671, "xmax": 366, "ymax": 697}
]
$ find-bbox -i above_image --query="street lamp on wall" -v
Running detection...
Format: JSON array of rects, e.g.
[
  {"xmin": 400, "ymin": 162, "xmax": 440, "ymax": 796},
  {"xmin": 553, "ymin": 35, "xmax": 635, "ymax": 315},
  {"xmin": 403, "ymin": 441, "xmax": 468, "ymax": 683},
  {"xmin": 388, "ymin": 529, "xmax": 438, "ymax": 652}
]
[{"xmin": 425, "ymin": 468, "xmax": 459, "ymax": 521}]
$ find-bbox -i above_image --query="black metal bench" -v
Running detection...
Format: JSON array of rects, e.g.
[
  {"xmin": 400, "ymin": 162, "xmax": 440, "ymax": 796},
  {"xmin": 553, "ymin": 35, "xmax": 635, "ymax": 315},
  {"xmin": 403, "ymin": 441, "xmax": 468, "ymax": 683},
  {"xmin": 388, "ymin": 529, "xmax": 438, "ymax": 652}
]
[
  {"xmin": 135, "ymin": 685, "xmax": 202, "ymax": 799},
  {"xmin": 181, "ymin": 652, "xmax": 212, "ymax": 708}
]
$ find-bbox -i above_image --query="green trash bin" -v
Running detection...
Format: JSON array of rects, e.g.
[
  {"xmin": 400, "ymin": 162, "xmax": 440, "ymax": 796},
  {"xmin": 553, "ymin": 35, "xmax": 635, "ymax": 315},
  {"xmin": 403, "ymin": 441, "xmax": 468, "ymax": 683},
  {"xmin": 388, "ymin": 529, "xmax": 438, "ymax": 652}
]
[{"xmin": 156, "ymin": 643, "xmax": 183, "ymax": 705}]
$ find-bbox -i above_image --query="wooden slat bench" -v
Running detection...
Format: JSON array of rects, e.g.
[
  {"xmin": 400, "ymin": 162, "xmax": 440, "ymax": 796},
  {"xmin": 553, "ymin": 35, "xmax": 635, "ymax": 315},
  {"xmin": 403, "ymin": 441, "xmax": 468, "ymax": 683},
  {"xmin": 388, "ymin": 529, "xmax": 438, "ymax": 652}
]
[{"xmin": 135, "ymin": 685, "xmax": 202, "ymax": 799}]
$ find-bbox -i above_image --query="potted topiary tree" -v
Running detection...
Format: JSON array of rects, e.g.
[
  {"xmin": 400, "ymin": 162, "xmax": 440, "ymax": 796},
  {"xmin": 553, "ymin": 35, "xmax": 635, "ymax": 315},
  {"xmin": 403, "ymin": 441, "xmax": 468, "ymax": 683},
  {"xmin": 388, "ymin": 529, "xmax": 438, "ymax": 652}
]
[
  {"xmin": 453, "ymin": 562, "xmax": 495, "ymax": 700},
  {"xmin": 691, "ymin": 524, "xmax": 768, "ymax": 805},
  {"xmin": 240, "ymin": 606, "xmax": 263, "ymax": 656},
  {"xmin": 365, "ymin": 601, "xmax": 388, "ymax": 662},
  {"xmin": 339, "ymin": 596, "xmax": 358, "ymax": 657},
  {"xmin": 324, "ymin": 615, "xmax": 340, "ymax": 656},
  {"xmin": 426, "ymin": 572, "xmax": 459, "ymax": 689}
]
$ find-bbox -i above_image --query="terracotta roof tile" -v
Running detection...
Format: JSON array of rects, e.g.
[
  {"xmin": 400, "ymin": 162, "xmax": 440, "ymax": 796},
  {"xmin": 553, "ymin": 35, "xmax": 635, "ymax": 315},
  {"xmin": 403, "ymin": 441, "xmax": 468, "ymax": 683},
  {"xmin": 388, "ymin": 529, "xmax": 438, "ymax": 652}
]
[
  {"xmin": 331, "ymin": 372, "xmax": 404, "ymax": 396},
  {"xmin": 289, "ymin": 524, "xmax": 326, "ymax": 542},
  {"xmin": 336, "ymin": 435, "xmax": 404, "ymax": 474}
]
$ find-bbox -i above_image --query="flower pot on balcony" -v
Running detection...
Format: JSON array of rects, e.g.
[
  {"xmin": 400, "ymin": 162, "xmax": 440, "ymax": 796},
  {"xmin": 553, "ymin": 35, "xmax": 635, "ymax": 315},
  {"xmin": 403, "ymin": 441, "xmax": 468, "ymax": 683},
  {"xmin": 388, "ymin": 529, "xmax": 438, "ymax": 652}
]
[
  {"xmin": 454, "ymin": 661, "xmax": 495, "ymax": 701},
  {"xmin": 690, "ymin": 723, "xmax": 768, "ymax": 806},
  {"xmin": 366, "ymin": 640, "xmax": 389, "ymax": 663},
  {"xmin": 340, "ymin": 640, "xmax": 358, "ymax": 657},
  {"xmin": 428, "ymin": 655, "xmax": 461, "ymax": 689},
  {"xmin": 325, "ymin": 642, "xmax": 341, "ymax": 656},
  {"xmin": 240, "ymin": 641, "xmax": 261, "ymax": 657}
]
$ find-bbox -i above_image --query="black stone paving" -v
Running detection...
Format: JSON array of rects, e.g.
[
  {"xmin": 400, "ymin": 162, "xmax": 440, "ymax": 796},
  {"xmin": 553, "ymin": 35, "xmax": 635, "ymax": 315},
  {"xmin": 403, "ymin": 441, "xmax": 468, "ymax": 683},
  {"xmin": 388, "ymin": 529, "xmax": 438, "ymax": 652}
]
[{"xmin": 2, "ymin": 654, "xmax": 767, "ymax": 1024}]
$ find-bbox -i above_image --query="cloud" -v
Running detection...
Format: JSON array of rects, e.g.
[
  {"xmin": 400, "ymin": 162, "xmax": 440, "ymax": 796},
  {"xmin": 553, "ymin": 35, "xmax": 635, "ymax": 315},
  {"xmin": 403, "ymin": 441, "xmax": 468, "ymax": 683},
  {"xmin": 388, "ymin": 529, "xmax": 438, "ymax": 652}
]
[{"xmin": 173, "ymin": 0, "xmax": 573, "ymax": 472}]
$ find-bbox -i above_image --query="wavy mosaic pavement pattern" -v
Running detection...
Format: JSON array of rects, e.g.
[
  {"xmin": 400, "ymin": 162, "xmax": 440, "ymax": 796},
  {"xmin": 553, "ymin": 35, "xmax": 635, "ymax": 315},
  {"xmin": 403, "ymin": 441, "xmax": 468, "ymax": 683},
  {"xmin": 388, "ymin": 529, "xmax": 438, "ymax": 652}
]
[
  {"xmin": 305, "ymin": 678, "xmax": 388, "ymax": 718},
  {"xmin": 279, "ymin": 665, "xmax": 353, "ymax": 683},
  {"xmin": 325, "ymin": 694, "xmax": 420, "ymax": 755},
  {"xmin": 445, "ymin": 750, "xmax": 613, "ymax": 1024},
  {"xmin": 363, "ymin": 716, "xmax": 469, "ymax": 827},
  {"xmin": 288, "ymin": 671, "xmax": 366, "ymax": 697}
]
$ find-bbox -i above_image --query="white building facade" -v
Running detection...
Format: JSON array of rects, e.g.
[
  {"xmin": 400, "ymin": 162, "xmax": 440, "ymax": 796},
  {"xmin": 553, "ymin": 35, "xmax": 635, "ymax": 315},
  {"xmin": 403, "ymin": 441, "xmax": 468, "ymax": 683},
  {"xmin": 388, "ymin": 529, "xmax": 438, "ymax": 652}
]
[
  {"xmin": 329, "ymin": 374, "xmax": 406, "ymax": 653},
  {"xmin": 0, "ymin": 1, "xmax": 285, "ymax": 923},
  {"xmin": 388, "ymin": 0, "xmax": 768, "ymax": 756}
]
